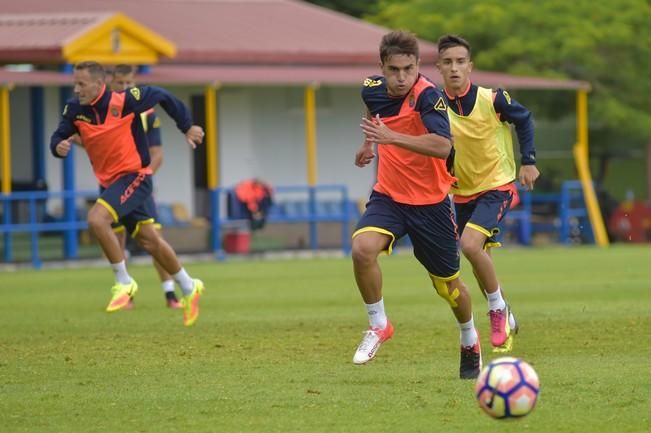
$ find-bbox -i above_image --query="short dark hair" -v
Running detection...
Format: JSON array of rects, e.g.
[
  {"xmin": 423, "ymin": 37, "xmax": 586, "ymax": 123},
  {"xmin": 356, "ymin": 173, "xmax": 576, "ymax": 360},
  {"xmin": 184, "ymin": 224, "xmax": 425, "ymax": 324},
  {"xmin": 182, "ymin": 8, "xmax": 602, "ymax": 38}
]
[
  {"xmin": 379, "ymin": 30, "xmax": 419, "ymax": 63},
  {"xmin": 113, "ymin": 64, "xmax": 135, "ymax": 76},
  {"xmin": 74, "ymin": 61, "xmax": 106, "ymax": 80},
  {"xmin": 437, "ymin": 34, "xmax": 471, "ymax": 57}
]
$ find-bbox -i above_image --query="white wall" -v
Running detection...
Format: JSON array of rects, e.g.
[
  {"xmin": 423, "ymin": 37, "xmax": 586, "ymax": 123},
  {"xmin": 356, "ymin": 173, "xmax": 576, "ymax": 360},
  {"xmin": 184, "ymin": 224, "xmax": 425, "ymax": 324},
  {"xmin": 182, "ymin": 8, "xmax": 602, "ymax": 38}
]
[
  {"xmin": 146, "ymin": 86, "xmax": 197, "ymax": 214},
  {"xmin": 14, "ymin": 83, "xmax": 378, "ymax": 219},
  {"xmin": 218, "ymin": 85, "xmax": 376, "ymax": 200}
]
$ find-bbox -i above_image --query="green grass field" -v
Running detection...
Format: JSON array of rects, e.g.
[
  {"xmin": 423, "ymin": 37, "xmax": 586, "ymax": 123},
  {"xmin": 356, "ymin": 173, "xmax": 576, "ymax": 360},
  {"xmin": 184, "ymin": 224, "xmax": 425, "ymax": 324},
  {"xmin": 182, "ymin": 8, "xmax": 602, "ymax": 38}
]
[{"xmin": 1, "ymin": 245, "xmax": 650, "ymax": 433}]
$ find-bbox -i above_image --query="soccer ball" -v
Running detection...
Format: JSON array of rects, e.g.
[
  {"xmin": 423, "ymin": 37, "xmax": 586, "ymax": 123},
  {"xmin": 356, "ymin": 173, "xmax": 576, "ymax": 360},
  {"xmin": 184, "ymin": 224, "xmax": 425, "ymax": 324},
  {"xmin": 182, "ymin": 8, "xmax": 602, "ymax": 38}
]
[{"xmin": 475, "ymin": 357, "xmax": 540, "ymax": 419}]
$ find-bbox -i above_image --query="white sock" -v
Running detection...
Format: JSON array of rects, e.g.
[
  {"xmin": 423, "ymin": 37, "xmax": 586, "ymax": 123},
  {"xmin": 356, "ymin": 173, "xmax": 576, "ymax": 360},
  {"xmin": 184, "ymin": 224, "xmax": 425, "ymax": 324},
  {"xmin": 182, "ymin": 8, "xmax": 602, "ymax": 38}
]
[
  {"xmin": 459, "ymin": 317, "xmax": 478, "ymax": 347},
  {"xmin": 111, "ymin": 260, "xmax": 132, "ymax": 285},
  {"xmin": 173, "ymin": 268, "xmax": 195, "ymax": 295},
  {"xmin": 161, "ymin": 279, "xmax": 175, "ymax": 294},
  {"xmin": 487, "ymin": 287, "xmax": 506, "ymax": 311},
  {"xmin": 365, "ymin": 298, "xmax": 388, "ymax": 329}
]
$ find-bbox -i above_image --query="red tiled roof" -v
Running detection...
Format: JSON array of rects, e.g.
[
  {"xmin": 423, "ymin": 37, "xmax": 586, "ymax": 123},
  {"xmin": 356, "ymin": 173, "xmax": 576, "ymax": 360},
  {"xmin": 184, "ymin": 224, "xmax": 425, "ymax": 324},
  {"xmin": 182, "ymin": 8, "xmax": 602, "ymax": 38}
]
[
  {"xmin": 0, "ymin": 64, "xmax": 591, "ymax": 90},
  {"xmin": 0, "ymin": 13, "xmax": 112, "ymax": 63},
  {"xmin": 0, "ymin": 0, "xmax": 590, "ymax": 90},
  {"xmin": 0, "ymin": 0, "xmax": 425, "ymax": 65}
]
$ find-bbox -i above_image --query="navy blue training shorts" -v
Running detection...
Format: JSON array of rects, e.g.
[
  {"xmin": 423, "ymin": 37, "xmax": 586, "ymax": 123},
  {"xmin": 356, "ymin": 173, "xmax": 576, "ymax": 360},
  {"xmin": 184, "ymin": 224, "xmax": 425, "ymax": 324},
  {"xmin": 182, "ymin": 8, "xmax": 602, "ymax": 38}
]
[
  {"xmin": 354, "ymin": 190, "xmax": 460, "ymax": 279},
  {"xmin": 97, "ymin": 172, "xmax": 158, "ymax": 237},
  {"xmin": 454, "ymin": 190, "xmax": 514, "ymax": 246}
]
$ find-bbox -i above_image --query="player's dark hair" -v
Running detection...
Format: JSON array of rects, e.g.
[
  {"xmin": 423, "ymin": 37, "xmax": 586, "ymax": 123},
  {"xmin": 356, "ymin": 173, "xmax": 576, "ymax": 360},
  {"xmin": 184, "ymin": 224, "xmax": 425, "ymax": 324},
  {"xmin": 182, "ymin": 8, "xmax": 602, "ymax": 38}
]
[
  {"xmin": 113, "ymin": 64, "xmax": 135, "ymax": 76},
  {"xmin": 437, "ymin": 34, "xmax": 471, "ymax": 57},
  {"xmin": 379, "ymin": 30, "xmax": 419, "ymax": 63},
  {"xmin": 74, "ymin": 61, "xmax": 106, "ymax": 80}
]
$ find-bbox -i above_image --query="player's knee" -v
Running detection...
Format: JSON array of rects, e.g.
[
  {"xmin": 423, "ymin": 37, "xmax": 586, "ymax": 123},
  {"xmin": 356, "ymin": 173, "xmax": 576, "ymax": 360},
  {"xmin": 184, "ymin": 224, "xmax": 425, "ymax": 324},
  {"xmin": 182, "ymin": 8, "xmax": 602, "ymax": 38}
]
[
  {"xmin": 460, "ymin": 237, "xmax": 483, "ymax": 259},
  {"xmin": 351, "ymin": 236, "xmax": 381, "ymax": 265},
  {"xmin": 134, "ymin": 226, "xmax": 160, "ymax": 252},
  {"xmin": 87, "ymin": 205, "xmax": 114, "ymax": 231},
  {"xmin": 431, "ymin": 275, "xmax": 460, "ymax": 308}
]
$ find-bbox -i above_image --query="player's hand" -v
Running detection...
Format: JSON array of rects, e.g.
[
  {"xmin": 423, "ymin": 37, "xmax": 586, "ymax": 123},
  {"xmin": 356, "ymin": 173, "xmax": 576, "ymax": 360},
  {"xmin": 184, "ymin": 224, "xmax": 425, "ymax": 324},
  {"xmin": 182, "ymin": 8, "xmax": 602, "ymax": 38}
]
[
  {"xmin": 185, "ymin": 125, "xmax": 205, "ymax": 149},
  {"xmin": 68, "ymin": 133, "xmax": 84, "ymax": 148},
  {"xmin": 360, "ymin": 114, "xmax": 394, "ymax": 144},
  {"xmin": 519, "ymin": 165, "xmax": 540, "ymax": 191},
  {"xmin": 56, "ymin": 139, "xmax": 72, "ymax": 157},
  {"xmin": 355, "ymin": 140, "xmax": 376, "ymax": 167}
]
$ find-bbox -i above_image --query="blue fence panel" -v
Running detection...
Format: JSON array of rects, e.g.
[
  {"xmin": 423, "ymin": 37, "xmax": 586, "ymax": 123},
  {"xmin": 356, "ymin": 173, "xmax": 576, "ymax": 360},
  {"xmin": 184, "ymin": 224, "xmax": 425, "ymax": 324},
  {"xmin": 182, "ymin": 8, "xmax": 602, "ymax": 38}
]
[
  {"xmin": 499, "ymin": 186, "xmax": 533, "ymax": 245},
  {"xmin": 210, "ymin": 184, "xmax": 354, "ymax": 257},
  {"xmin": 0, "ymin": 190, "xmax": 98, "ymax": 268},
  {"xmin": 2, "ymin": 184, "xmax": 357, "ymax": 267},
  {"xmin": 559, "ymin": 180, "xmax": 593, "ymax": 244}
]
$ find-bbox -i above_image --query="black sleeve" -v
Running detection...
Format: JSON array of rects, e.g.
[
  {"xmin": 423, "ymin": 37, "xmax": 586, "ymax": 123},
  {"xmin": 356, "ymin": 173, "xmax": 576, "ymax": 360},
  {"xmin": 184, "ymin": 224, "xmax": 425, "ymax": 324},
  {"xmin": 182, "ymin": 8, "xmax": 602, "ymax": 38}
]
[
  {"xmin": 417, "ymin": 87, "xmax": 451, "ymax": 139},
  {"xmin": 49, "ymin": 101, "xmax": 79, "ymax": 158},
  {"xmin": 123, "ymin": 86, "xmax": 193, "ymax": 134},
  {"xmin": 146, "ymin": 112, "xmax": 162, "ymax": 147}
]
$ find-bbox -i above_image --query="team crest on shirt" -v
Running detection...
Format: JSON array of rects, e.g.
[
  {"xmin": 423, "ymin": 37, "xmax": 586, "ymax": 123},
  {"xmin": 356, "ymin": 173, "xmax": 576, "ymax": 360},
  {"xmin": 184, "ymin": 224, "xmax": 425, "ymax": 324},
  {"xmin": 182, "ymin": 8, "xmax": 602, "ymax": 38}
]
[
  {"xmin": 434, "ymin": 97, "xmax": 447, "ymax": 111},
  {"xmin": 75, "ymin": 114, "xmax": 92, "ymax": 123},
  {"xmin": 409, "ymin": 93, "xmax": 415, "ymax": 107},
  {"xmin": 363, "ymin": 78, "xmax": 383, "ymax": 87},
  {"xmin": 502, "ymin": 90, "xmax": 512, "ymax": 104},
  {"xmin": 130, "ymin": 87, "xmax": 141, "ymax": 101},
  {"xmin": 110, "ymin": 105, "xmax": 120, "ymax": 117}
]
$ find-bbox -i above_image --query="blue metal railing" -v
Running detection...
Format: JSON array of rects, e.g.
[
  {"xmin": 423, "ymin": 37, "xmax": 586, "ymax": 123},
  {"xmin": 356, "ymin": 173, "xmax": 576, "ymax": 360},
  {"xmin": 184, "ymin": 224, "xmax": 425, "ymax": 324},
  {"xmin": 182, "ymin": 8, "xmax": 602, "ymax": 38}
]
[
  {"xmin": 210, "ymin": 184, "xmax": 354, "ymax": 258},
  {"xmin": 0, "ymin": 190, "xmax": 98, "ymax": 267},
  {"xmin": 500, "ymin": 185, "xmax": 533, "ymax": 245},
  {"xmin": 1, "ymin": 184, "xmax": 356, "ymax": 268},
  {"xmin": 558, "ymin": 180, "xmax": 593, "ymax": 244},
  {"xmin": 0, "ymin": 181, "xmax": 597, "ymax": 267},
  {"xmin": 523, "ymin": 180, "xmax": 593, "ymax": 244}
]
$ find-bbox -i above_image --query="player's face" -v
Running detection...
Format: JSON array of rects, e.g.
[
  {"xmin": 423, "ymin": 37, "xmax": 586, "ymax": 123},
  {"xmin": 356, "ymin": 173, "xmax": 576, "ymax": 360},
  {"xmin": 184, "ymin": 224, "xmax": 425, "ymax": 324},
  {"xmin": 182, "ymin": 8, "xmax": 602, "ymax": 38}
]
[
  {"xmin": 73, "ymin": 69, "xmax": 104, "ymax": 105},
  {"xmin": 437, "ymin": 46, "xmax": 473, "ymax": 94},
  {"xmin": 110, "ymin": 72, "xmax": 136, "ymax": 92},
  {"xmin": 381, "ymin": 54, "xmax": 420, "ymax": 97}
]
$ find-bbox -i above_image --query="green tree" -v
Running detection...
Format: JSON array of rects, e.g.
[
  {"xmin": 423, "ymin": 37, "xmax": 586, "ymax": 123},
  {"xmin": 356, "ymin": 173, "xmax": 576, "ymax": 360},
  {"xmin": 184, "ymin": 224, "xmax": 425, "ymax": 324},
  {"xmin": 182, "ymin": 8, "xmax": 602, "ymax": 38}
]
[
  {"xmin": 368, "ymin": 0, "xmax": 651, "ymax": 146},
  {"xmin": 304, "ymin": 0, "xmax": 378, "ymax": 18}
]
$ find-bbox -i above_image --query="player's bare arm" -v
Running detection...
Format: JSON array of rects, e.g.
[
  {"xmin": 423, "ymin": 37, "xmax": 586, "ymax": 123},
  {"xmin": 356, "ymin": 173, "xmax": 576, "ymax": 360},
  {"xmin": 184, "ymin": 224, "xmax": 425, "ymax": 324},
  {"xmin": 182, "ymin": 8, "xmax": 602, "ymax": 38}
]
[
  {"xmin": 185, "ymin": 125, "xmax": 205, "ymax": 149},
  {"xmin": 518, "ymin": 165, "xmax": 540, "ymax": 191},
  {"xmin": 360, "ymin": 114, "xmax": 451, "ymax": 159}
]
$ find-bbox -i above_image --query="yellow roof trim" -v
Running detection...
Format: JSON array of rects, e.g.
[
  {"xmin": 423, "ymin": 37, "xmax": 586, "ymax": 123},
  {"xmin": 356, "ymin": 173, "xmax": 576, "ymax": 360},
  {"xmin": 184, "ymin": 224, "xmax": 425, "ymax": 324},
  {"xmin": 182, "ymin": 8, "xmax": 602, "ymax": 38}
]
[{"xmin": 62, "ymin": 13, "xmax": 176, "ymax": 64}]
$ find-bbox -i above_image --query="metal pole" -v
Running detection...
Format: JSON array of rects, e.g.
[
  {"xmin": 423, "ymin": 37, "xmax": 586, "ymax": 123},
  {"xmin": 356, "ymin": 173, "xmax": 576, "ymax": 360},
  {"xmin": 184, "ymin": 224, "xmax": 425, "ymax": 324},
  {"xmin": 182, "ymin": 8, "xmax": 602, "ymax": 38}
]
[
  {"xmin": 304, "ymin": 84, "xmax": 319, "ymax": 249},
  {"xmin": 573, "ymin": 89, "xmax": 609, "ymax": 247},
  {"xmin": 60, "ymin": 85, "xmax": 78, "ymax": 258}
]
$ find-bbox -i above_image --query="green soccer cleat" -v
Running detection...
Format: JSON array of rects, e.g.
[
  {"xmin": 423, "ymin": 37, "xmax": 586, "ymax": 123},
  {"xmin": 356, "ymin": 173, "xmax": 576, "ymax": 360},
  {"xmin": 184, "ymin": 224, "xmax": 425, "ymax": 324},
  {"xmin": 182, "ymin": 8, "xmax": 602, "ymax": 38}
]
[
  {"xmin": 182, "ymin": 279, "xmax": 205, "ymax": 327},
  {"xmin": 106, "ymin": 280, "xmax": 138, "ymax": 313}
]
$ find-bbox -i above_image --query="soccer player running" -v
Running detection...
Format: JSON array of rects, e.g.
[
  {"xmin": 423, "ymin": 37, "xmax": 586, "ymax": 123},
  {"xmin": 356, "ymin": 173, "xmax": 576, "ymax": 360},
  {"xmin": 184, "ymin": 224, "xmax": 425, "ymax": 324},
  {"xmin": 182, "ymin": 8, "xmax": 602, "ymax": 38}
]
[
  {"xmin": 353, "ymin": 31, "xmax": 481, "ymax": 379},
  {"xmin": 50, "ymin": 61, "xmax": 205, "ymax": 326},
  {"xmin": 436, "ymin": 35, "xmax": 540, "ymax": 352},
  {"xmin": 108, "ymin": 64, "xmax": 182, "ymax": 309}
]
